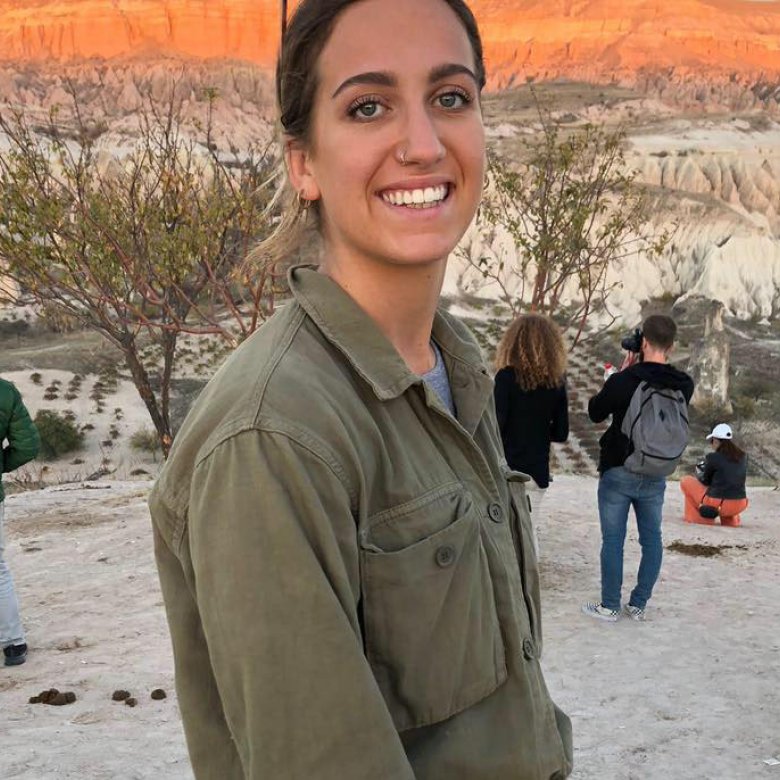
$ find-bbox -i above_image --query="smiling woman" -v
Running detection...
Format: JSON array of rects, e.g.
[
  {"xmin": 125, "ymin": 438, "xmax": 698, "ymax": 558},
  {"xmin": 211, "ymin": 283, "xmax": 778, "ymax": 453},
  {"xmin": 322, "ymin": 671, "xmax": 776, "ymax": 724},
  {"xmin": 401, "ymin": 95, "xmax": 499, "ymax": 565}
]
[{"xmin": 149, "ymin": 2, "xmax": 573, "ymax": 779}]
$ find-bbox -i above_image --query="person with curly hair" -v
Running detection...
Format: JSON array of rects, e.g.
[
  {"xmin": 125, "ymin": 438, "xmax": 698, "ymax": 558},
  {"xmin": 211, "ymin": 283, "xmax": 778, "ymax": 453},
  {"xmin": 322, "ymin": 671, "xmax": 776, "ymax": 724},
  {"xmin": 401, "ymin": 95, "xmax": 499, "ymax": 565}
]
[{"xmin": 494, "ymin": 313, "xmax": 569, "ymax": 546}]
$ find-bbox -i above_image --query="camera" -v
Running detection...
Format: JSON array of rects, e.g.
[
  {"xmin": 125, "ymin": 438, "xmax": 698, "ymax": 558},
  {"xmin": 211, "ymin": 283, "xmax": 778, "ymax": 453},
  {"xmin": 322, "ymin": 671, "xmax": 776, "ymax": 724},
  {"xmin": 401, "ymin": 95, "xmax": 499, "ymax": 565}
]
[{"xmin": 620, "ymin": 328, "xmax": 643, "ymax": 353}]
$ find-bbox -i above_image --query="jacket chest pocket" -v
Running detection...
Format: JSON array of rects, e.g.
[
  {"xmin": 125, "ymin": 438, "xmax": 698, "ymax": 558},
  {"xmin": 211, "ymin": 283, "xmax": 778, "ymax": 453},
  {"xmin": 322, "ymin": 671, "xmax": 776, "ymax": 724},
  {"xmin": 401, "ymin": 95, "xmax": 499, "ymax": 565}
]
[
  {"xmin": 359, "ymin": 485, "xmax": 507, "ymax": 732},
  {"xmin": 504, "ymin": 468, "xmax": 543, "ymax": 650}
]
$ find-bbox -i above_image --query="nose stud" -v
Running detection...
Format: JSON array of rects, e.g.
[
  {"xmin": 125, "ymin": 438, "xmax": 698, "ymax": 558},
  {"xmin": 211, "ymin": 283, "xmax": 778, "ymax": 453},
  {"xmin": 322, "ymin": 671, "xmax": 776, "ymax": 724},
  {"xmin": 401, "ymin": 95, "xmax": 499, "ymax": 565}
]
[{"xmin": 398, "ymin": 148, "xmax": 408, "ymax": 166}]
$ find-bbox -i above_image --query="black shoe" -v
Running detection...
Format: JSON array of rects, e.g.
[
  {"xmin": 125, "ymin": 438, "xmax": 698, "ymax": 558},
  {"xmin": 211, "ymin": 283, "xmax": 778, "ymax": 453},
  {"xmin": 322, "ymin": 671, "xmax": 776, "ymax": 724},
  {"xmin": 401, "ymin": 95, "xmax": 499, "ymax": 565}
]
[{"xmin": 3, "ymin": 643, "xmax": 28, "ymax": 666}]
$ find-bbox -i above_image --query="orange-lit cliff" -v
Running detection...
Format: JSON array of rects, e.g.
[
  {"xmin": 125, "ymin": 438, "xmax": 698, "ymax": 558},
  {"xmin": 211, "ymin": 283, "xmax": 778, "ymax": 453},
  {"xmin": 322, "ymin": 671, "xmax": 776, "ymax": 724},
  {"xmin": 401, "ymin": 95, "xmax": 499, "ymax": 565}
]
[
  {"xmin": 0, "ymin": 0, "xmax": 779, "ymax": 85},
  {"xmin": 0, "ymin": 1, "xmax": 281, "ymax": 64}
]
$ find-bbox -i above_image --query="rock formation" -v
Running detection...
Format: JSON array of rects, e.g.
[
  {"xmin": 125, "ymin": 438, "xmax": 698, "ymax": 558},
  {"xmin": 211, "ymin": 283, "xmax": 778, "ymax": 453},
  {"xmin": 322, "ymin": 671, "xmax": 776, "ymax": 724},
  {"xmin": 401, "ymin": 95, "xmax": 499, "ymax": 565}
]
[
  {"xmin": 0, "ymin": 1, "xmax": 281, "ymax": 65},
  {"xmin": 2, "ymin": 1, "xmax": 780, "ymax": 327},
  {"xmin": 1, "ymin": 0, "xmax": 779, "ymax": 107},
  {"xmin": 679, "ymin": 297, "xmax": 733, "ymax": 413},
  {"xmin": 453, "ymin": 114, "xmax": 780, "ymax": 328},
  {"xmin": 480, "ymin": 0, "xmax": 780, "ymax": 95}
]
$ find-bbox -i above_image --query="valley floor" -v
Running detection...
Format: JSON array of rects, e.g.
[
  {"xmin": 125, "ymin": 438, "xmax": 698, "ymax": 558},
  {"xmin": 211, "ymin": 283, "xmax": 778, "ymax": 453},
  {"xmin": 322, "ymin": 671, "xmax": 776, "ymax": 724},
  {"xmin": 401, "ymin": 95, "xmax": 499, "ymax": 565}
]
[{"xmin": 1, "ymin": 476, "xmax": 778, "ymax": 779}]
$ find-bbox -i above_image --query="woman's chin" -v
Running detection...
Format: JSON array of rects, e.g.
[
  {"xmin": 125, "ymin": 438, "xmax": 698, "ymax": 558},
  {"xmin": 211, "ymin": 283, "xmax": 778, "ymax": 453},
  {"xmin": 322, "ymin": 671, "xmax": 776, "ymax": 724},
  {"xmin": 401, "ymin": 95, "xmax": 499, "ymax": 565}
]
[{"xmin": 377, "ymin": 234, "xmax": 463, "ymax": 268}]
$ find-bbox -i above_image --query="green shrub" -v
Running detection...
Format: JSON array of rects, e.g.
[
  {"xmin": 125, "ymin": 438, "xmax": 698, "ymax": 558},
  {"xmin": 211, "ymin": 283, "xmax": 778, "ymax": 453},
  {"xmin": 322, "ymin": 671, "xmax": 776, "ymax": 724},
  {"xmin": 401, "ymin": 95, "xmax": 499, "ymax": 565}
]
[
  {"xmin": 733, "ymin": 375, "xmax": 774, "ymax": 402},
  {"xmin": 34, "ymin": 409, "xmax": 85, "ymax": 460},
  {"xmin": 731, "ymin": 394, "xmax": 756, "ymax": 420},
  {"xmin": 130, "ymin": 428, "xmax": 162, "ymax": 456}
]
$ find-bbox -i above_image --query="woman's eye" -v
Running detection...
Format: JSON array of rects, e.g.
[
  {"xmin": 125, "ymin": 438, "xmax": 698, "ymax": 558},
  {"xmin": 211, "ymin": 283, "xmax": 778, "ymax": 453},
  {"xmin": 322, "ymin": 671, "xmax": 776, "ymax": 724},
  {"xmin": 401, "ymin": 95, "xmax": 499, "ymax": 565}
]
[
  {"xmin": 349, "ymin": 100, "xmax": 385, "ymax": 120},
  {"xmin": 437, "ymin": 91, "xmax": 469, "ymax": 110}
]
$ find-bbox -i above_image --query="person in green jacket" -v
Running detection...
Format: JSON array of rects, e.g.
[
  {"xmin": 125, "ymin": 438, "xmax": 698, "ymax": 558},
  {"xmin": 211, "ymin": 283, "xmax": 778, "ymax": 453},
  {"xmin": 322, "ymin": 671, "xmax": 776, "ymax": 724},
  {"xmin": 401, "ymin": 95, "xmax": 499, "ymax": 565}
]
[
  {"xmin": 1, "ymin": 377, "xmax": 40, "ymax": 666},
  {"xmin": 150, "ymin": 0, "xmax": 573, "ymax": 777}
]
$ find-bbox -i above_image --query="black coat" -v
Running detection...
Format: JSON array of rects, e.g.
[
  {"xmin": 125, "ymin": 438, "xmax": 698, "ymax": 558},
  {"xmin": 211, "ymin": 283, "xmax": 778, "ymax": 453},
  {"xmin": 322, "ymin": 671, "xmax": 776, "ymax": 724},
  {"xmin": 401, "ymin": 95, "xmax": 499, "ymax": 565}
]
[
  {"xmin": 701, "ymin": 450, "xmax": 747, "ymax": 500},
  {"xmin": 494, "ymin": 367, "xmax": 569, "ymax": 488}
]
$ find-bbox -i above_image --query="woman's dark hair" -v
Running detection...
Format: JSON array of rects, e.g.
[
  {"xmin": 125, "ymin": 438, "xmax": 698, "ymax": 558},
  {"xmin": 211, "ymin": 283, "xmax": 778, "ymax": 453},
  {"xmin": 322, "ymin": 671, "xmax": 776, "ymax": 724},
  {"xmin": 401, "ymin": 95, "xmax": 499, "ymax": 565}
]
[
  {"xmin": 278, "ymin": 0, "xmax": 485, "ymax": 142},
  {"xmin": 717, "ymin": 438, "xmax": 745, "ymax": 463},
  {"xmin": 642, "ymin": 314, "xmax": 677, "ymax": 351},
  {"xmin": 249, "ymin": 0, "xmax": 486, "ymax": 268}
]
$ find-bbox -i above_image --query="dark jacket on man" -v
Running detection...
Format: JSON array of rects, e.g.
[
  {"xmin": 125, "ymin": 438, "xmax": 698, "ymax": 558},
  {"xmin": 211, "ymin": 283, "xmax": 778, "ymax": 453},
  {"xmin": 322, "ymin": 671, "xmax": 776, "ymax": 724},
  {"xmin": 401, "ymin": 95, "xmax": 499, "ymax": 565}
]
[
  {"xmin": 588, "ymin": 362, "xmax": 694, "ymax": 475},
  {"xmin": 494, "ymin": 368, "xmax": 569, "ymax": 488},
  {"xmin": 1, "ymin": 378, "xmax": 41, "ymax": 503},
  {"xmin": 700, "ymin": 451, "xmax": 747, "ymax": 500}
]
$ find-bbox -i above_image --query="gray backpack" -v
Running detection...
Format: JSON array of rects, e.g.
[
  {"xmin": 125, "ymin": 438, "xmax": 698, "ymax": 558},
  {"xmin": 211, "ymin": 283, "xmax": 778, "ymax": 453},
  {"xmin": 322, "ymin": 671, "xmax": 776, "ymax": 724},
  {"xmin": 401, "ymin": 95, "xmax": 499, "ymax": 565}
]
[{"xmin": 621, "ymin": 382, "xmax": 689, "ymax": 476}]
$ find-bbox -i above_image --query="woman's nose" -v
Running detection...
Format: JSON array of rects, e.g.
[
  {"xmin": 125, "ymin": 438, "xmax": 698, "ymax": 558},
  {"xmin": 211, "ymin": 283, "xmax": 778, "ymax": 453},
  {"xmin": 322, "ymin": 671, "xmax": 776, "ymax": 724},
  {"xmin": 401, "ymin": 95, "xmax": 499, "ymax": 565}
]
[{"xmin": 397, "ymin": 107, "xmax": 446, "ymax": 167}]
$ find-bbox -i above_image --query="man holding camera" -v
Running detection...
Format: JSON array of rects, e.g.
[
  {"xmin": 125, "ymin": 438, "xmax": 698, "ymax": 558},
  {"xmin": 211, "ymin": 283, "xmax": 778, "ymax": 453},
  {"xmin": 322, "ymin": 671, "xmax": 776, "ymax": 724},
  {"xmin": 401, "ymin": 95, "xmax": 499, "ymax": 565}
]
[{"xmin": 583, "ymin": 315, "xmax": 694, "ymax": 622}]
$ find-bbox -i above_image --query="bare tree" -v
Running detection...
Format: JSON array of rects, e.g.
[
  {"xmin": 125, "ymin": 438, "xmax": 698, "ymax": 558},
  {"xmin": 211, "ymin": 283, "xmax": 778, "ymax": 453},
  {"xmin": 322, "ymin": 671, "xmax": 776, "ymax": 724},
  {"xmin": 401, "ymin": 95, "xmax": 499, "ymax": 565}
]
[
  {"xmin": 462, "ymin": 100, "xmax": 672, "ymax": 346},
  {"xmin": 0, "ymin": 86, "xmax": 281, "ymax": 455}
]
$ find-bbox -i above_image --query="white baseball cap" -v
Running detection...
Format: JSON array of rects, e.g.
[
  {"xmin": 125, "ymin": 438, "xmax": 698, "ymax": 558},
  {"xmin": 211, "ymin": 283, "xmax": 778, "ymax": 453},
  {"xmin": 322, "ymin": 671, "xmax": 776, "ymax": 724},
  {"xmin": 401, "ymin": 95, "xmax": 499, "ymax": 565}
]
[{"xmin": 706, "ymin": 423, "xmax": 733, "ymax": 441}]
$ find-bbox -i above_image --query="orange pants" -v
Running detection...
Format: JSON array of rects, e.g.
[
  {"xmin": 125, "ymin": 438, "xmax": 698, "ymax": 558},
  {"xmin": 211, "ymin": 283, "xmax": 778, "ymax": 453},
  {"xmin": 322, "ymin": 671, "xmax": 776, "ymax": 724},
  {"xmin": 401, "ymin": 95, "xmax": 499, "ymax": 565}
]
[{"xmin": 680, "ymin": 475, "xmax": 748, "ymax": 526}]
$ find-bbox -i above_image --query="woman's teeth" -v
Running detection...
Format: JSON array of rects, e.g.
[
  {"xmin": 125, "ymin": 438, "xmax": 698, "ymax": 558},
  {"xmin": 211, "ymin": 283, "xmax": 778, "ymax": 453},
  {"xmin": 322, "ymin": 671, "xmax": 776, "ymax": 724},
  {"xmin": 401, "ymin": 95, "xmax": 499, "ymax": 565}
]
[{"xmin": 382, "ymin": 185, "xmax": 448, "ymax": 208}]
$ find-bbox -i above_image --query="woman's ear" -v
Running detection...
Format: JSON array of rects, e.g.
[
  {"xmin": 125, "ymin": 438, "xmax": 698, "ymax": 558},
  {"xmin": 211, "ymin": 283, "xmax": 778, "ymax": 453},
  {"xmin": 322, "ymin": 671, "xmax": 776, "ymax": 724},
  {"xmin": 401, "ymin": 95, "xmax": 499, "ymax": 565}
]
[{"xmin": 285, "ymin": 138, "xmax": 322, "ymax": 203}]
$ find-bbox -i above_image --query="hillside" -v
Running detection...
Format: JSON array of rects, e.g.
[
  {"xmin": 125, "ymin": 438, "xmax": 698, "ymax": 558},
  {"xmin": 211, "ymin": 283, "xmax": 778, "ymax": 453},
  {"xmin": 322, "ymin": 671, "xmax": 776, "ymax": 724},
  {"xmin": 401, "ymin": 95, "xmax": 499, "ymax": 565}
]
[{"xmin": 0, "ymin": 1, "xmax": 779, "ymax": 107}]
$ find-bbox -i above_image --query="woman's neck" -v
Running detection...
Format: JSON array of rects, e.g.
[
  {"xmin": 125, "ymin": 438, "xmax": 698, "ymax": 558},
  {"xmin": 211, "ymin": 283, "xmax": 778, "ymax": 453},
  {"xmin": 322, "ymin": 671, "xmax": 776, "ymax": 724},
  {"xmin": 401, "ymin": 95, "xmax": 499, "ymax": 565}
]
[{"xmin": 320, "ymin": 253, "xmax": 446, "ymax": 375}]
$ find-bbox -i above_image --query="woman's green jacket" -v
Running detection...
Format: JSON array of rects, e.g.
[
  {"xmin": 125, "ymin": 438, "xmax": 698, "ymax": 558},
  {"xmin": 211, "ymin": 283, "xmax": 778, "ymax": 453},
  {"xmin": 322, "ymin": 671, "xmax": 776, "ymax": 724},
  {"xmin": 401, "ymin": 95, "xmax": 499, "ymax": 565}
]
[{"xmin": 150, "ymin": 266, "xmax": 573, "ymax": 780}]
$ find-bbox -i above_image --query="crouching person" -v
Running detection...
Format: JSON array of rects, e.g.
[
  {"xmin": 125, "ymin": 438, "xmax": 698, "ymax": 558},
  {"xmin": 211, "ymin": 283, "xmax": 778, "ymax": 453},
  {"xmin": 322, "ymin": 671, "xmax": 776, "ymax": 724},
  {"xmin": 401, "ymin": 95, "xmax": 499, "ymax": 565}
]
[{"xmin": 681, "ymin": 423, "xmax": 748, "ymax": 526}]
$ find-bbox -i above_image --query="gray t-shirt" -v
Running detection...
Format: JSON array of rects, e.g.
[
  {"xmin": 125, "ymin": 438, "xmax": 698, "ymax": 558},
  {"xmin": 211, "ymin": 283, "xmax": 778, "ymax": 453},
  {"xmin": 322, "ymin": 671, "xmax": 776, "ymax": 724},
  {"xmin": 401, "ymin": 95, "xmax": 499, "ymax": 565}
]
[{"xmin": 421, "ymin": 341, "xmax": 455, "ymax": 416}]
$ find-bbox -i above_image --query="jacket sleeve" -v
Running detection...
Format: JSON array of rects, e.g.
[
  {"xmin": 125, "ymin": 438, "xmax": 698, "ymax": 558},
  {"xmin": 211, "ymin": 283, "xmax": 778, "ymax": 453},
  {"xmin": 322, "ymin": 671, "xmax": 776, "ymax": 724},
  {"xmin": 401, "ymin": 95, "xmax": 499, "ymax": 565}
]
[
  {"xmin": 2, "ymin": 385, "xmax": 40, "ymax": 474},
  {"xmin": 152, "ymin": 430, "xmax": 415, "ymax": 780},
  {"xmin": 588, "ymin": 373, "xmax": 621, "ymax": 423},
  {"xmin": 493, "ymin": 368, "xmax": 511, "ymax": 435},
  {"xmin": 683, "ymin": 374, "xmax": 695, "ymax": 404},
  {"xmin": 700, "ymin": 453, "xmax": 716, "ymax": 486},
  {"xmin": 550, "ymin": 384, "xmax": 569, "ymax": 443}
]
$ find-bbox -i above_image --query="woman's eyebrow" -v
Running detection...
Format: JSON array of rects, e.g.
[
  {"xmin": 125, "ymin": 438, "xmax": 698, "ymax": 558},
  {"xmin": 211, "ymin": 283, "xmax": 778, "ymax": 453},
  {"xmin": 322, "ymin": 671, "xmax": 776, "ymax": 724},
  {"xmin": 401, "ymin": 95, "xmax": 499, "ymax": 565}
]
[
  {"xmin": 428, "ymin": 63, "xmax": 478, "ymax": 85},
  {"xmin": 332, "ymin": 71, "xmax": 395, "ymax": 98},
  {"xmin": 331, "ymin": 63, "xmax": 478, "ymax": 99}
]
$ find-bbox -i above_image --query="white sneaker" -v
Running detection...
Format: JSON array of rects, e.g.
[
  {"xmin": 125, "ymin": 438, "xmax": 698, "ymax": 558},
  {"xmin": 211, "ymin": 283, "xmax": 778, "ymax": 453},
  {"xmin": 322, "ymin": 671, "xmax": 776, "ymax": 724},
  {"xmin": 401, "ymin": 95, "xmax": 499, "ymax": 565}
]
[
  {"xmin": 623, "ymin": 604, "xmax": 646, "ymax": 622},
  {"xmin": 581, "ymin": 602, "xmax": 619, "ymax": 622}
]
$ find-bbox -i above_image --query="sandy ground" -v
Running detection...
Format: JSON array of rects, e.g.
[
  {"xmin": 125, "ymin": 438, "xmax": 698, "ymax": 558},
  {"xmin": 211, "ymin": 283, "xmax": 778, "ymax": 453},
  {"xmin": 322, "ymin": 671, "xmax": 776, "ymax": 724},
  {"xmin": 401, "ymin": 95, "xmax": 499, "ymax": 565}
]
[
  {"xmin": 1, "ymin": 475, "xmax": 778, "ymax": 779},
  {"xmin": 1, "ymin": 370, "xmax": 161, "ymax": 485}
]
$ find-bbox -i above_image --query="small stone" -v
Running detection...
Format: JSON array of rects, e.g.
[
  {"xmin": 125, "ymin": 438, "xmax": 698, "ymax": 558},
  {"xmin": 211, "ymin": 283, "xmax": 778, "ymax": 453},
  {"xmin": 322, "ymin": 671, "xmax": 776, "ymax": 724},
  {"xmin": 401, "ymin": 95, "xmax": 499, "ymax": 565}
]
[
  {"xmin": 124, "ymin": 697, "xmax": 137, "ymax": 708},
  {"xmin": 150, "ymin": 688, "xmax": 167, "ymax": 700},
  {"xmin": 65, "ymin": 691, "xmax": 77, "ymax": 704},
  {"xmin": 39, "ymin": 689, "xmax": 59, "ymax": 703},
  {"xmin": 29, "ymin": 695, "xmax": 41, "ymax": 704},
  {"xmin": 111, "ymin": 689, "xmax": 131, "ymax": 701}
]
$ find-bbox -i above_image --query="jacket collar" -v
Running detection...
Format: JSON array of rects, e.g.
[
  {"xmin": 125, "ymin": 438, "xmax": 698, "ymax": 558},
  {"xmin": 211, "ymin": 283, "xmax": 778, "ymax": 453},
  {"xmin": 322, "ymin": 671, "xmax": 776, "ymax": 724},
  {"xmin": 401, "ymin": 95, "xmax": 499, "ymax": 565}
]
[{"xmin": 289, "ymin": 265, "xmax": 493, "ymax": 431}]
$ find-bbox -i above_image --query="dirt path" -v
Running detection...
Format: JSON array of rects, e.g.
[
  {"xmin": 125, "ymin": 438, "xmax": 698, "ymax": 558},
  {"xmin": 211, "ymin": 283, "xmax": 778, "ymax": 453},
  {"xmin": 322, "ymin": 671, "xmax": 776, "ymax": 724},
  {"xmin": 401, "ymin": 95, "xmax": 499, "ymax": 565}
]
[{"xmin": 1, "ymin": 477, "xmax": 778, "ymax": 779}]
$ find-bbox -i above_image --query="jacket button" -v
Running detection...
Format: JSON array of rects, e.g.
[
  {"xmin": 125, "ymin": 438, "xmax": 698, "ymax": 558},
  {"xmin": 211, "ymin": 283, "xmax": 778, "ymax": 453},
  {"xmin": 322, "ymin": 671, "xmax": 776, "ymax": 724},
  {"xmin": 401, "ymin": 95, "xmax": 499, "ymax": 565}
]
[
  {"xmin": 435, "ymin": 545, "xmax": 456, "ymax": 568},
  {"xmin": 522, "ymin": 638, "xmax": 536, "ymax": 660},
  {"xmin": 488, "ymin": 502, "xmax": 503, "ymax": 523}
]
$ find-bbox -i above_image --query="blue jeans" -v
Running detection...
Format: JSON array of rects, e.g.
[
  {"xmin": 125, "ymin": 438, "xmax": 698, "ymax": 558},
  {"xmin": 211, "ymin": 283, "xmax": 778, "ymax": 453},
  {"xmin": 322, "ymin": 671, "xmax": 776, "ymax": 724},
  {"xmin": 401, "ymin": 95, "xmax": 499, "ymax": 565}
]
[
  {"xmin": 0, "ymin": 502, "xmax": 26, "ymax": 647},
  {"xmin": 598, "ymin": 467, "xmax": 666, "ymax": 611}
]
